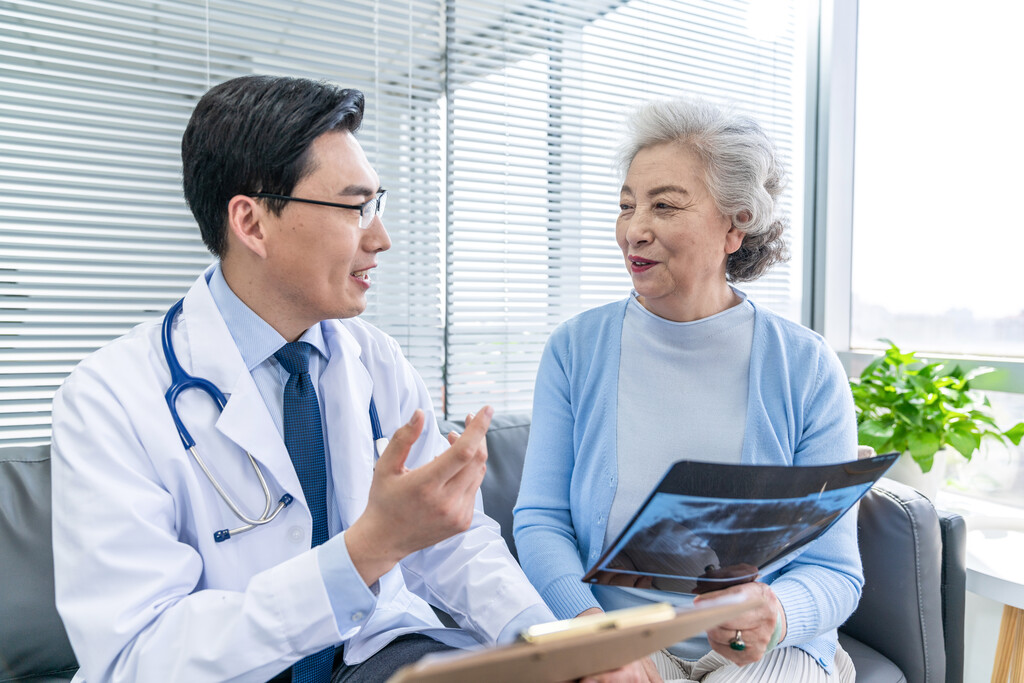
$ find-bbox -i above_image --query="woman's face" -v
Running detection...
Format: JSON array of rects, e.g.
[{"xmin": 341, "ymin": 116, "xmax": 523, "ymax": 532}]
[{"xmin": 615, "ymin": 142, "xmax": 743, "ymax": 321}]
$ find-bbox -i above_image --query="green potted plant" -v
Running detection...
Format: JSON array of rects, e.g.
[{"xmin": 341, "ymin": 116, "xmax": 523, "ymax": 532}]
[{"xmin": 850, "ymin": 340, "xmax": 1024, "ymax": 496}]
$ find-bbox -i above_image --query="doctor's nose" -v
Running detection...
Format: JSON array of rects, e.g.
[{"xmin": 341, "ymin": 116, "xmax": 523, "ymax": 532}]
[{"xmin": 363, "ymin": 214, "xmax": 391, "ymax": 253}]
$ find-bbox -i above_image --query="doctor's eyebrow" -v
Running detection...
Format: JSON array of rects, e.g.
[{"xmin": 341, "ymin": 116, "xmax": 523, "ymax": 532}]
[{"xmin": 336, "ymin": 184, "xmax": 381, "ymax": 198}]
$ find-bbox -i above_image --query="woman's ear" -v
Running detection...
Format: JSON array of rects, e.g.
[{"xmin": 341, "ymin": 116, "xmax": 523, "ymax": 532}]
[
  {"xmin": 225, "ymin": 195, "xmax": 268, "ymax": 259},
  {"xmin": 725, "ymin": 225, "xmax": 745, "ymax": 255},
  {"xmin": 725, "ymin": 210, "xmax": 750, "ymax": 255}
]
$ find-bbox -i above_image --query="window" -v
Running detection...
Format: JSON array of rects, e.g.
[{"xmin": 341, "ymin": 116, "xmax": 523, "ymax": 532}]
[
  {"xmin": 851, "ymin": 2, "xmax": 1024, "ymax": 359},
  {"xmin": 838, "ymin": 1, "xmax": 1024, "ymax": 505}
]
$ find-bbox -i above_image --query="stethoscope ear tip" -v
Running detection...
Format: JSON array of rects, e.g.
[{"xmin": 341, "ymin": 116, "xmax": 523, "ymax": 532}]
[
  {"xmin": 280, "ymin": 493, "xmax": 294, "ymax": 507},
  {"xmin": 214, "ymin": 529, "xmax": 231, "ymax": 543}
]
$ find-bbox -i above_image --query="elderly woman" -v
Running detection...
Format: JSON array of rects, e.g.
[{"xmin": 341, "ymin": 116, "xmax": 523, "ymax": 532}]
[{"xmin": 513, "ymin": 97, "xmax": 860, "ymax": 683}]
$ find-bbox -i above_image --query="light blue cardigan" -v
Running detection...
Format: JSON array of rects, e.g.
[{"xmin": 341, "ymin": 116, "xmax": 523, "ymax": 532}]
[{"xmin": 513, "ymin": 297, "xmax": 863, "ymax": 672}]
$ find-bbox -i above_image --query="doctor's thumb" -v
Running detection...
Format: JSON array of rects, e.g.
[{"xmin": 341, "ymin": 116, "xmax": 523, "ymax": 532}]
[{"xmin": 378, "ymin": 409, "xmax": 425, "ymax": 473}]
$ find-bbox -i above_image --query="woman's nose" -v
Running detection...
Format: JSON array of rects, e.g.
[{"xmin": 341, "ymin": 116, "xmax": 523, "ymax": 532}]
[{"xmin": 624, "ymin": 211, "xmax": 652, "ymax": 245}]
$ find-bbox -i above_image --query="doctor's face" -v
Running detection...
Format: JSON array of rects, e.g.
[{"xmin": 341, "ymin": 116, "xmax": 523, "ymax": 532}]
[{"xmin": 260, "ymin": 130, "xmax": 391, "ymax": 327}]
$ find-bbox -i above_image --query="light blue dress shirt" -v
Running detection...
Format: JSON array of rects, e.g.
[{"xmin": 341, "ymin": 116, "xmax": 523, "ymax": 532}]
[{"xmin": 207, "ymin": 265, "xmax": 548, "ymax": 645}]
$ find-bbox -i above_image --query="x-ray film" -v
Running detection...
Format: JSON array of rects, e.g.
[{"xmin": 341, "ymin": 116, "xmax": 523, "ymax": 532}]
[{"xmin": 582, "ymin": 453, "xmax": 898, "ymax": 594}]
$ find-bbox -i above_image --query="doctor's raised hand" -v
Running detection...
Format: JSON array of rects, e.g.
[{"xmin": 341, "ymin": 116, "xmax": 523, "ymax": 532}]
[{"xmin": 345, "ymin": 406, "xmax": 493, "ymax": 585}]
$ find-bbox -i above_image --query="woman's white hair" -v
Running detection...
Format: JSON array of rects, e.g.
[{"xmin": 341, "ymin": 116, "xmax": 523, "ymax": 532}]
[{"xmin": 616, "ymin": 97, "xmax": 790, "ymax": 282}]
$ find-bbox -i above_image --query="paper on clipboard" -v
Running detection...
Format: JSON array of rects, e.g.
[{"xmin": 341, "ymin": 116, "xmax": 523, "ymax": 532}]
[{"xmin": 386, "ymin": 594, "xmax": 760, "ymax": 683}]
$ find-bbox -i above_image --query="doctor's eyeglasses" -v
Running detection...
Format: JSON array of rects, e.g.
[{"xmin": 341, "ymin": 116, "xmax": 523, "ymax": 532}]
[{"xmin": 249, "ymin": 189, "xmax": 387, "ymax": 229}]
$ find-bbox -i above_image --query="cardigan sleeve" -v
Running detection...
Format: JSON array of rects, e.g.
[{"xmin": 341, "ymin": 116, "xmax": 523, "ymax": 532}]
[
  {"xmin": 768, "ymin": 341, "xmax": 864, "ymax": 650},
  {"xmin": 513, "ymin": 325, "xmax": 602, "ymax": 619}
]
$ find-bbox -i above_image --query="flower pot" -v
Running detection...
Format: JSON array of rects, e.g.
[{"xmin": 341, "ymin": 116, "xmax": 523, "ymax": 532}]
[{"xmin": 884, "ymin": 450, "xmax": 947, "ymax": 500}]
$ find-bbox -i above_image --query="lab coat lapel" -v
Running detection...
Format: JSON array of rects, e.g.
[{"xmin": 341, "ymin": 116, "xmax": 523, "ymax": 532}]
[
  {"xmin": 320, "ymin": 320, "xmax": 375, "ymax": 523},
  {"xmin": 215, "ymin": 380, "xmax": 304, "ymax": 501},
  {"xmin": 179, "ymin": 273, "xmax": 304, "ymax": 503}
]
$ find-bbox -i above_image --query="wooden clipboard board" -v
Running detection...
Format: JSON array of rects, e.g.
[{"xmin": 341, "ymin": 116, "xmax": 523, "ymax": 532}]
[{"xmin": 387, "ymin": 595, "xmax": 760, "ymax": 683}]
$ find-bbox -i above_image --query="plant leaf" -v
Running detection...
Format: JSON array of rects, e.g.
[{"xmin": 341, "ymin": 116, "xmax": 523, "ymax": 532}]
[
  {"xmin": 947, "ymin": 429, "xmax": 980, "ymax": 459},
  {"xmin": 893, "ymin": 401, "xmax": 923, "ymax": 428},
  {"xmin": 859, "ymin": 356, "xmax": 885, "ymax": 380},
  {"xmin": 858, "ymin": 420, "xmax": 894, "ymax": 451},
  {"xmin": 914, "ymin": 452, "xmax": 936, "ymax": 473},
  {"xmin": 906, "ymin": 431, "xmax": 940, "ymax": 459},
  {"xmin": 1005, "ymin": 422, "xmax": 1024, "ymax": 446},
  {"xmin": 962, "ymin": 366, "xmax": 995, "ymax": 383}
]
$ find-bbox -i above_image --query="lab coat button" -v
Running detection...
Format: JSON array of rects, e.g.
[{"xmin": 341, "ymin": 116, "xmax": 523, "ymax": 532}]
[
  {"xmin": 289, "ymin": 526, "xmax": 304, "ymax": 543},
  {"xmin": 351, "ymin": 611, "xmax": 365, "ymax": 621}
]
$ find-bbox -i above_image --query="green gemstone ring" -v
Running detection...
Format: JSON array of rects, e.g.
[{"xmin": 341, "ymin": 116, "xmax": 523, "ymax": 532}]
[{"xmin": 729, "ymin": 630, "xmax": 746, "ymax": 651}]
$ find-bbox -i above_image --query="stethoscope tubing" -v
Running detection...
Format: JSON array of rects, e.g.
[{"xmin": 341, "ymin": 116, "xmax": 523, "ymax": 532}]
[{"xmin": 162, "ymin": 298, "xmax": 382, "ymax": 543}]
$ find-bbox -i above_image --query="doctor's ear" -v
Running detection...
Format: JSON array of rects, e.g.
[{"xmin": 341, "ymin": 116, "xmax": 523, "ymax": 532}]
[{"xmin": 225, "ymin": 195, "xmax": 268, "ymax": 259}]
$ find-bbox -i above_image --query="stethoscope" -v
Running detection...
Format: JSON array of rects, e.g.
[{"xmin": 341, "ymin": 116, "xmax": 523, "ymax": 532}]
[{"xmin": 162, "ymin": 298, "xmax": 386, "ymax": 543}]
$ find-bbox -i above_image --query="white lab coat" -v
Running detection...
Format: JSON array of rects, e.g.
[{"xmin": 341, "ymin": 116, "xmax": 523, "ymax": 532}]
[{"xmin": 51, "ymin": 271, "xmax": 547, "ymax": 682}]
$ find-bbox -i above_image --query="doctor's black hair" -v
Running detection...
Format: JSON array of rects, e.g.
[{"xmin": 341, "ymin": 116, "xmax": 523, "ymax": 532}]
[{"xmin": 181, "ymin": 75, "xmax": 365, "ymax": 258}]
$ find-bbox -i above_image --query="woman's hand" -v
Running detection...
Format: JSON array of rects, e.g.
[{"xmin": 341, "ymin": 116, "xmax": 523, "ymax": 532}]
[{"xmin": 695, "ymin": 582, "xmax": 786, "ymax": 666}]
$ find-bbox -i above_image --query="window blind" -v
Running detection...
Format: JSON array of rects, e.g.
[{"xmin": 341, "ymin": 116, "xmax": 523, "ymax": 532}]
[
  {"xmin": 0, "ymin": 0, "xmax": 444, "ymax": 446},
  {"xmin": 2, "ymin": 0, "xmax": 811, "ymax": 441},
  {"xmin": 445, "ymin": 0, "xmax": 809, "ymax": 416}
]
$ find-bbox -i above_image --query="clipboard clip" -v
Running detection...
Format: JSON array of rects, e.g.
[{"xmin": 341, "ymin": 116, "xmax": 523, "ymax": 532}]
[{"xmin": 517, "ymin": 603, "xmax": 677, "ymax": 644}]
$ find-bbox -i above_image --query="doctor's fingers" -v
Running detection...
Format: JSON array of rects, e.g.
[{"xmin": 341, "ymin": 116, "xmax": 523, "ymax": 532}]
[
  {"xmin": 441, "ymin": 448, "xmax": 487, "ymax": 503},
  {"xmin": 377, "ymin": 409, "xmax": 426, "ymax": 474},
  {"xmin": 417, "ymin": 435, "xmax": 486, "ymax": 503},
  {"xmin": 426, "ymin": 407, "xmax": 493, "ymax": 483}
]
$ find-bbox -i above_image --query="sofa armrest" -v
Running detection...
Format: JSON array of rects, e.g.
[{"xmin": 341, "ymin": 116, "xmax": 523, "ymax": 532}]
[
  {"xmin": 840, "ymin": 477, "xmax": 948, "ymax": 683},
  {"xmin": 0, "ymin": 444, "xmax": 78, "ymax": 681},
  {"xmin": 937, "ymin": 509, "xmax": 965, "ymax": 683}
]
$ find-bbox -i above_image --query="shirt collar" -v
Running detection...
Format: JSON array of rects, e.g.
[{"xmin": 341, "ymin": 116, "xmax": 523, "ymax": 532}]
[{"xmin": 206, "ymin": 263, "xmax": 329, "ymax": 370}]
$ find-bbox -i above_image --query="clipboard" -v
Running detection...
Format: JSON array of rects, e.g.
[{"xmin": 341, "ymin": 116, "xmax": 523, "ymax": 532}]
[{"xmin": 387, "ymin": 595, "xmax": 760, "ymax": 683}]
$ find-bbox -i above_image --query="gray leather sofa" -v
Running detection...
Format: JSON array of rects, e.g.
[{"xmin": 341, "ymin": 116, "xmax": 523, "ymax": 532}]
[{"xmin": 1, "ymin": 414, "xmax": 965, "ymax": 682}]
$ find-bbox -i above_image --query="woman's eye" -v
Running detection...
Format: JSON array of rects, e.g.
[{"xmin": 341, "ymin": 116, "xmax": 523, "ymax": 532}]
[
  {"xmin": 655, "ymin": 202, "xmax": 673, "ymax": 210},
  {"xmin": 619, "ymin": 203, "xmax": 634, "ymax": 212}
]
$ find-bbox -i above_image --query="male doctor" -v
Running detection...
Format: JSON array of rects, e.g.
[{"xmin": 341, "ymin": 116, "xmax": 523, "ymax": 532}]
[{"xmin": 50, "ymin": 75, "xmax": 557, "ymax": 683}]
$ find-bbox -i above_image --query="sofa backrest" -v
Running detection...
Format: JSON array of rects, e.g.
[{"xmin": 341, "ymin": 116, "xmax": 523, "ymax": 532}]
[
  {"xmin": 0, "ymin": 444, "xmax": 78, "ymax": 682},
  {"xmin": 439, "ymin": 412, "xmax": 531, "ymax": 561},
  {"xmin": 1, "ymin": 416, "xmax": 965, "ymax": 683}
]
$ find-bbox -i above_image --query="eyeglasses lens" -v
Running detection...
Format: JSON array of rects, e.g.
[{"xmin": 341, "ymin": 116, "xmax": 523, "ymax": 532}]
[{"xmin": 360, "ymin": 191, "xmax": 386, "ymax": 229}]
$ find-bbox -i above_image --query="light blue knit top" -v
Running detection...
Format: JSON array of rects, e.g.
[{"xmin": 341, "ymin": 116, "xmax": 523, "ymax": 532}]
[{"xmin": 513, "ymin": 295, "xmax": 862, "ymax": 673}]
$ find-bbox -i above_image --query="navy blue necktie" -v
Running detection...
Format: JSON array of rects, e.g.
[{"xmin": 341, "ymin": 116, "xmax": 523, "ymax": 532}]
[{"xmin": 275, "ymin": 341, "xmax": 334, "ymax": 683}]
